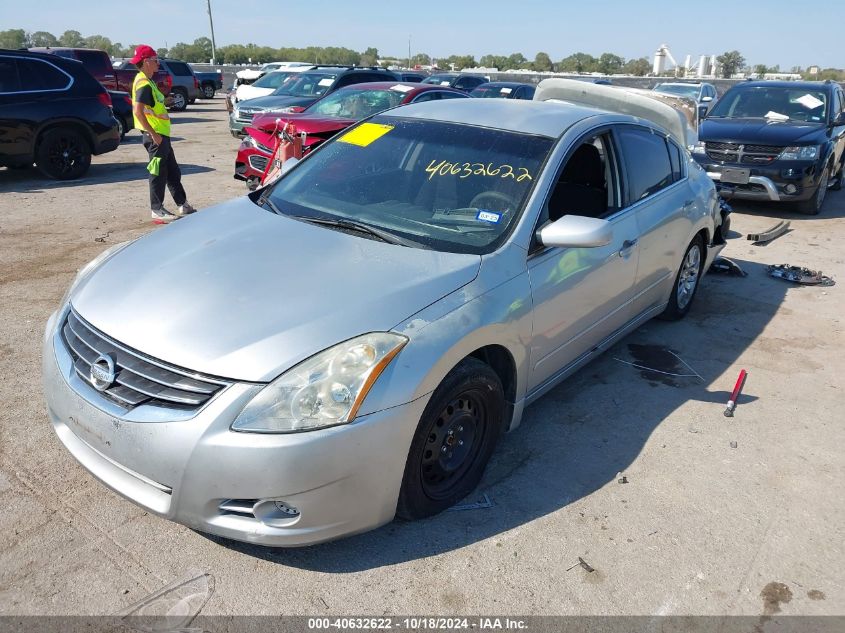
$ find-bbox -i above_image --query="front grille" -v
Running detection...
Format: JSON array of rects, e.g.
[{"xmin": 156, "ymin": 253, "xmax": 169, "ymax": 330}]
[
  {"xmin": 248, "ymin": 155, "xmax": 269, "ymax": 172},
  {"xmin": 705, "ymin": 142, "xmax": 784, "ymax": 165},
  {"xmin": 61, "ymin": 310, "xmax": 230, "ymax": 410},
  {"xmin": 236, "ymin": 110, "xmax": 256, "ymax": 124}
]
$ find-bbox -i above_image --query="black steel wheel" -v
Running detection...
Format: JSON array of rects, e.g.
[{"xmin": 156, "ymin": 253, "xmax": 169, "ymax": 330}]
[
  {"xmin": 35, "ymin": 127, "xmax": 91, "ymax": 180},
  {"xmin": 659, "ymin": 234, "xmax": 704, "ymax": 321},
  {"xmin": 397, "ymin": 357, "xmax": 504, "ymax": 520}
]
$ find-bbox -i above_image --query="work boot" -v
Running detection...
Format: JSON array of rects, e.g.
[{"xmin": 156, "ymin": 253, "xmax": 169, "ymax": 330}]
[
  {"xmin": 151, "ymin": 208, "xmax": 178, "ymax": 224},
  {"xmin": 175, "ymin": 202, "xmax": 196, "ymax": 216}
]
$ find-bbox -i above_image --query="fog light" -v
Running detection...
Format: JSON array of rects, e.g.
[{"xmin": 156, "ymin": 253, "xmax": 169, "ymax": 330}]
[
  {"xmin": 784, "ymin": 184, "xmax": 798, "ymax": 194},
  {"xmin": 252, "ymin": 499, "xmax": 301, "ymax": 527}
]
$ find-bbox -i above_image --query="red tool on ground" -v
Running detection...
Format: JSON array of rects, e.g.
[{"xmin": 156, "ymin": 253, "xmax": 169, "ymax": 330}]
[{"xmin": 724, "ymin": 369, "xmax": 748, "ymax": 417}]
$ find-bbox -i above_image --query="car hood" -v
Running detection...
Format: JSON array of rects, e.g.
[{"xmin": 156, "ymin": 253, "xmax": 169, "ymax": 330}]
[
  {"xmin": 238, "ymin": 94, "xmax": 319, "ymax": 112},
  {"xmin": 71, "ymin": 198, "xmax": 481, "ymax": 382},
  {"xmin": 251, "ymin": 112, "xmax": 356, "ymax": 136},
  {"xmin": 699, "ymin": 118, "xmax": 827, "ymax": 145}
]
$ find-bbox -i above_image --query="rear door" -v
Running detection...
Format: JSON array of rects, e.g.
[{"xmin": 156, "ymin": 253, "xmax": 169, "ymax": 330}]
[{"xmin": 614, "ymin": 125, "xmax": 693, "ymax": 318}]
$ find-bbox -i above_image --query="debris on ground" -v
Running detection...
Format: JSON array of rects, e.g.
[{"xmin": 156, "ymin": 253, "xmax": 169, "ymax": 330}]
[
  {"xmin": 617, "ymin": 473, "xmax": 628, "ymax": 484},
  {"xmin": 730, "ymin": 441, "xmax": 738, "ymax": 449},
  {"xmin": 114, "ymin": 570, "xmax": 214, "ymax": 631},
  {"xmin": 766, "ymin": 264, "xmax": 835, "ymax": 286},
  {"xmin": 448, "ymin": 493, "xmax": 493, "ymax": 511},
  {"xmin": 747, "ymin": 220, "xmax": 790, "ymax": 245},
  {"xmin": 724, "ymin": 369, "xmax": 748, "ymax": 417},
  {"xmin": 94, "ymin": 231, "xmax": 111, "ymax": 243},
  {"xmin": 578, "ymin": 557, "xmax": 596, "ymax": 573},
  {"xmin": 709, "ymin": 256, "xmax": 747, "ymax": 277}
]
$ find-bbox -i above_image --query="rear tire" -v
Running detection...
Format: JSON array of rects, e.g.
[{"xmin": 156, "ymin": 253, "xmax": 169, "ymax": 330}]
[
  {"xmin": 397, "ymin": 358, "xmax": 504, "ymax": 520},
  {"xmin": 169, "ymin": 88, "xmax": 188, "ymax": 112},
  {"xmin": 115, "ymin": 116, "xmax": 126, "ymax": 141},
  {"xmin": 202, "ymin": 84, "xmax": 216, "ymax": 99},
  {"xmin": 35, "ymin": 128, "xmax": 91, "ymax": 180},
  {"xmin": 659, "ymin": 235, "xmax": 704, "ymax": 321}
]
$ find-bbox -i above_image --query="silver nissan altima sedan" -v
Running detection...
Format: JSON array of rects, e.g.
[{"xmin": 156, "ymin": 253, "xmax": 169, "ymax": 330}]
[{"xmin": 43, "ymin": 80, "xmax": 729, "ymax": 546}]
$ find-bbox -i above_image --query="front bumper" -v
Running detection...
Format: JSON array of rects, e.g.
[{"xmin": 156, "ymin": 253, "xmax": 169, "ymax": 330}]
[
  {"xmin": 694, "ymin": 157, "xmax": 821, "ymax": 203},
  {"xmin": 42, "ymin": 308, "xmax": 426, "ymax": 546},
  {"xmin": 234, "ymin": 144, "xmax": 271, "ymax": 182},
  {"xmin": 228, "ymin": 112, "xmax": 254, "ymax": 137}
]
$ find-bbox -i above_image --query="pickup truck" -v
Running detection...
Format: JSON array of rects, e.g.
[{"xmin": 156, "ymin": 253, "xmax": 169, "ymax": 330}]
[
  {"xmin": 29, "ymin": 47, "xmax": 171, "ymax": 96},
  {"xmin": 193, "ymin": 68, "xmax": 224, "ymax": 99}
]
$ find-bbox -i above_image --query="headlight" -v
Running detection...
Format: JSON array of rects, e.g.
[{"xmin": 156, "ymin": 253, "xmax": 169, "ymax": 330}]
[
  {"xmin": 59, "ymin": 240, "xmax": 136, "ymax": 310},
  {"xmin": 231, "ymin": 332, "xmax": 408, "ymax": 433},
  {"xmin": 275, "ymin": 106, "xmax": 298, "ymax": 113},
  {"xmin": 779, "ymin": 145, "xmax": 819, "ymax": 161},
  {"xmin": 690, "ymin": 141, "xmax": 706, "ymax": 155}
]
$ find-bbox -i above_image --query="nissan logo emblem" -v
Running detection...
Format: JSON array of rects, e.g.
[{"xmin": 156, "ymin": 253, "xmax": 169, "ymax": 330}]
[{"xmin": 90, "ymin": 354, "xmax": 116, "ymax": 391}]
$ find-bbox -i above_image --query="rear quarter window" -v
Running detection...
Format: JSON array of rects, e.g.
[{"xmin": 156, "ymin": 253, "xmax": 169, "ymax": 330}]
[
  {"xmin": 0, "ymin": 58, "xmax": 21, "ymax": 93},
  {"xmin": 76, "ymin": 50, "xmax": 112, "ymax": 76},
  {"xmin": 166, "ymin": 62, "xmax": 192, "ymax": 76},
  {"xmin": 17, "ymin": 59, "xmax": 71, "ymax": 91}
]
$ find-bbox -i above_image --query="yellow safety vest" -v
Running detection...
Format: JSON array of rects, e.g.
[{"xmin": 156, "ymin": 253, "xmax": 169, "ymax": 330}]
[{"xmin": 132, "ymin": 72, "xmax": 171, "ymax": 137}]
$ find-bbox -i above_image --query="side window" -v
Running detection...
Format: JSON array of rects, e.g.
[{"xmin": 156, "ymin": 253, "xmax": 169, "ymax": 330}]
[
  {"xmin": 616, "ymin": 127, "xmax": 674, "ymax": 203},
  {"xmin": 545, "ymin": 132, "xmax": 620, "ymax": 223},
  {"xmin": 333, "ymin": 74, "xmax": 356, "ymax": 89},
  {"xmin": 438, "ymin": 91, "xmax": 465, "ymax": 100},
  {"xmin": 168, "ymin": 62, "xmax": 192, "ymax": 77},
  {"xmin": 0, "ymin": 58, "xmax": 21, "ymax": 93},
  {"xmin": 17, "ymin": 59, "xmax": 71, "ymax": 91},
  {"xmin": 411, "ymin": 91, "xmax": 436, "ymax": 103}
]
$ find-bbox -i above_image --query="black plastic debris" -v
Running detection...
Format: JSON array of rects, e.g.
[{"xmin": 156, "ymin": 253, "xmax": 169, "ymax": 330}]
[
  {"xmin": 747, "ymin": 220, "xmax": 790, "ymax": 245},
  {"xmin": 709, "ymin": 256, "xmax": 747, "ymax": 277}
]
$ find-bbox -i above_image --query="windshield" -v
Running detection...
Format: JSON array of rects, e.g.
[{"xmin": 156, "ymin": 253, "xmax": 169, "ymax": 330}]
[
  {"xmin": 265, "ymin": 116, "xmax": 554, "ymax": 254},
  {"xmin": 272, "ymin": 72, "xmax": 338, "ymax": 97},
  {"xmin": 708, "ymin": 86, "xmax": 827, "ymax": 122},
  {"xmin": 654, "ymin": 84, "xmax": 700, "ymax": 99},
  {"xmin": 307, "ymin": 88, "xmax": 406, "ymax": 119},
  {"xmin": 253, "ymin": 71, "xmax": 295, "ymax": 89}
]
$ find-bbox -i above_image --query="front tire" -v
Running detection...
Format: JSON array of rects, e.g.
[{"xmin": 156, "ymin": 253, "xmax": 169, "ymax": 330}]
[
  {"xmin": 797, "ymin": 165, "xmax": 829, "ymax": 215},
  {"xmin": 660, "ymin": 235, "xmax": 704, "ymax": 321},
  {"xmin": 397, "ymin": 358, "xmax": 504, "ymax": 520},
  {"xmin": 35, "ymin": 128, "xmax": 91, "ymax": 180}
]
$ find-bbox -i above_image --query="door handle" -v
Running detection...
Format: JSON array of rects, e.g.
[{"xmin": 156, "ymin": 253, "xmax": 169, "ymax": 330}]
[{"xmin": 619, "ymin": 238, "xmax": 638, "ymax": 256}]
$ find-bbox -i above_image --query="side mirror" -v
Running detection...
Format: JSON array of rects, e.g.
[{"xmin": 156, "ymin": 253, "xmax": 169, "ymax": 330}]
[
  {"xmin": 698, "ymin": 105, "xmax": 709, "ymax": 120},
  {"xmin": 833, "ymin": 111, "xmax": 845, "ymax": 126},
  {"xmin": 538, "ymin": 215, "xmax": 613, "ymax": 249}
]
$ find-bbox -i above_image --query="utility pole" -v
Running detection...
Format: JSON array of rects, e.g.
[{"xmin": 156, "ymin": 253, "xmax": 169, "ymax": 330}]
[
  {"xmin": 206, "ymin": 0, "xmax": 218, "ymax": 65},
  {"xmin": 408, "ymin": 36, "xmax": 411, "ymax": 70}
]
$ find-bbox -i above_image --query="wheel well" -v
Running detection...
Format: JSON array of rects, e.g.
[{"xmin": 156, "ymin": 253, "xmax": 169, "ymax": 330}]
[
  {"xmin": 696, "ymin": 227, "xmax": 710, "ymax": 248},
  {"xmin": 35, "ymin": 122, "xmax": 94, "ymax": 155},
  {"xmin": 468, "ymin": 345, "xmax": 517, "ymax": 430}
]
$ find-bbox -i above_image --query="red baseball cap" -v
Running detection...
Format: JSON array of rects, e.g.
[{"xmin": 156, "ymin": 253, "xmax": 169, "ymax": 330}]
[{"xmin": 129, "ymin": 44, "xmax": 158, "ymax": 65}]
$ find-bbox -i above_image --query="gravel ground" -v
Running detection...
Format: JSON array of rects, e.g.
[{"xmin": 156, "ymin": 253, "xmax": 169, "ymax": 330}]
[{"xmin": 0, "ymin": 97, "xmax": 843, "ymax": 620}]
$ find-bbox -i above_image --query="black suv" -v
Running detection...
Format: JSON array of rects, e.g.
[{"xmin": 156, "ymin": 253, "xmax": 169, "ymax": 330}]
[
  {"xmin": 229, "ymin": 66, "xmax": 397, "ymax": 136},
  {"xmin": 692, "ymin": 80, "xmax": 845, "ymax": 214},
  {"xmin": 421, "ymin": 73, "xmax": 488, "ymax": 93},
  {"xmin": 0, "ymin": 48, "xmax": 120, "ymax": 179}
]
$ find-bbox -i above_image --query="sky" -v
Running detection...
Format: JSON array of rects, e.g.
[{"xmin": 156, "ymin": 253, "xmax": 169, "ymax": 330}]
[{"xmin": 0, "ymin": 0, "xmax": 839, "ymax": 70}]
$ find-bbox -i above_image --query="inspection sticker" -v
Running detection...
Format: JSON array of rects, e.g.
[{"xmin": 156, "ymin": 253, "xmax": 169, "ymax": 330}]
[
  {"xmin": 338, "ymin": 123, "xmax": 394, "ymax": 147},
  {"xmin": 318, "ymin": 78, "xmax": 334, "ymax": 87},
  {"xmin": 390, "ymin": 84, "xmax": 414, "ymax": 93},
  {"xmin": 796, "ymin": 94, "xmax": 824, "ymax": 110},
  {"xmin": 500, "ymin": 87, "xmax": 512, "ymax": 94},
  {"xmin": 476, "ymin": 210, "xmax": 501, "ymax": 223}
]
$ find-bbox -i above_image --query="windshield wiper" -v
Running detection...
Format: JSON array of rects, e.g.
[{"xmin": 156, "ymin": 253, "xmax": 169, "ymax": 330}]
[
  {"xmin": 291, "ymin": 215, "xmax": 425, "ymax": 248},
  {"xmin": 257, "ymin": 190, "xmax": 282, "ymax": 215}
]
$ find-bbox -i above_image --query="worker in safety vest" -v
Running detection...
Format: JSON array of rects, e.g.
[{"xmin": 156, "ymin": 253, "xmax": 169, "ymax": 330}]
[{"xmin": 129, "ymin": 44, "xmax": 195, "ymax": 224}]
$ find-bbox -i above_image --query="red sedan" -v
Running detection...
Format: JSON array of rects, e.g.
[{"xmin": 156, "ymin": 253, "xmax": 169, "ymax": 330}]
[{"xmin": 234, "ymin": 82, "xmax": 468, "ymax": 189}]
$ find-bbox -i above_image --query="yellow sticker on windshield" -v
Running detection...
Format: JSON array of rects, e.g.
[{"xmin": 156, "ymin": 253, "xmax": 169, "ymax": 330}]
[{"xmin": 338, "ymin": 123, "xmax": 394, "ymax": 147}]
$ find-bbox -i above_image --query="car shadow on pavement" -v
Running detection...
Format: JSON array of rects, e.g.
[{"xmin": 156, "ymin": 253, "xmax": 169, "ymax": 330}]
[
  {"xmin": 202, "ymin": 257, "xmax": 800, "ymax": 571},
  {"xmin": 0, "ymin": 162, "xmax": 213, "ymax": 193},
  {"xmin": 726, "ymin": 186, "xmax": 845, "ymax": 222}
]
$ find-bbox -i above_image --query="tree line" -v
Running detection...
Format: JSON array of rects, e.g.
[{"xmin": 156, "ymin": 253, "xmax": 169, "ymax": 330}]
[{"xmin": 2, "ymin": 28, "xmax": 842, "ymax": 80}]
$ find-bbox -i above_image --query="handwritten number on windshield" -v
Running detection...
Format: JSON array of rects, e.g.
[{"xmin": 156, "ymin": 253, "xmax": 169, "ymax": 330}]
[{"xmin": 425, "ymin": 159, "xmax": 533, "ymax": 182}]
